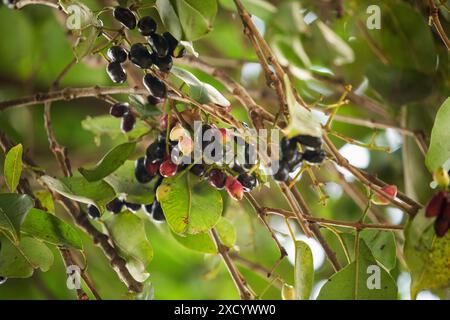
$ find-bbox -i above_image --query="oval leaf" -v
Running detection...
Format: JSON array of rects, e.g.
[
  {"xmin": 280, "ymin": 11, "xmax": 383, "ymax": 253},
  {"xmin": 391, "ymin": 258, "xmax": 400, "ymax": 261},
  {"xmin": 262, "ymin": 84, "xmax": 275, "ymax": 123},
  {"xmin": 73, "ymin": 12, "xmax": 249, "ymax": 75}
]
[
  {"xmin": 156, "ymin": 174, "xmax": 223, "ymax": 235},
  {"xmin": 156, "ymin": 0, "xmax": 183, "ymax": 40},
  {"xmin": 21, "ymin": 208, "xmax": 83, "ymax": 249},
  {"xmin": 4, "ymin": 143, "xmax": 23, "ymax": 192},
  {"xmin": 294, "ymin": 241, "xmax": 314, "ymax": 300},
  {"xmin": 0, "ymin": 193, "xmax": 34, "ymax": 243},
  {"xmin": 174, "ymin": 0, "xmax": 217, "ymax": 40},
  {"xmin": 79, "ymin": 142, "xmax": 136, "ymax": 181}
]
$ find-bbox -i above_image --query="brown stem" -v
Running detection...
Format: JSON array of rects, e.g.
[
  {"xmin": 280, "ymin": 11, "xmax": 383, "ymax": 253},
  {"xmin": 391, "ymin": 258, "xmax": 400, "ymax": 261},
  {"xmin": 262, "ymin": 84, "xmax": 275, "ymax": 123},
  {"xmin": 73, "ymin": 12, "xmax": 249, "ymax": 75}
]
[{"xmin": 429, "ymin": 0, "xmax": 450, "ymax": 50}]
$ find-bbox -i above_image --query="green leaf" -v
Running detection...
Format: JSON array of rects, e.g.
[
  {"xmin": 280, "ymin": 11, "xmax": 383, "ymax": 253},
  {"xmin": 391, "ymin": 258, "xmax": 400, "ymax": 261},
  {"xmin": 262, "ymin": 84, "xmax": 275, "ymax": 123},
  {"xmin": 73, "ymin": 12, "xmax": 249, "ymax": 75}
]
[
  {"xmin": 82, "ymin": 115, "xmax": 149, "ymax": 146},
  {"xmin": 33, "ymin": 190, "xmax": 55, "ymax": 213},
  {"xmin": 425, "ymin": 97, "xmax": 450, "ymax": 173},
  {"xmin": 105, "ymin": 160, "xmax": 156, "ymax": 205},
  {"xmin": 219, "ymin": 0, "xmax": 276, "ymax": 21},
  {"xmin": 283, "ymin": 74, "xmax": 321, "ymax": 138},
  {"xmin": 404, "ymin": 210, "xmax": 450, "ymax": 298},
  {"xmin": 171, "ymin": 66, "xmax": 230, "ymax": 107},
  {"xmin": 0, "ymin": 194, "xmax": 34, "ymax": 244},
  {"xmin": 156, "ymin": 174, "xmax": 223, "ymax": 235},
  {"xmin": 172, "ymin": 217, "xmax": 236, "ymax": 253},
  {"xmin": 0, "ymin": 234, "xmax": 53, "ymax": 278},
  {"xmin": 174, "ymin": 0, "xmax": 217, "ymax": 40},
  {"xmin": 41, "ymin": 175, "xmax": 116, "ymax": 214},
  {"xmin": 21, "ymin": 208, "xmax": 83, "ymax": 249},
  {"xmin": 104, "ymin": 212, "xmax": 153, "ymax": 281},
  {"xmin": 294, "ymin": 241, "xmax": 314, "ymax": 300},
  {"xmin": 4, "ymin": 144, "xmax": 23, "ymax": 192},
  {"xmin": 317, "ymin": 240, "xmax": 397, "ymax": 300},
  {"xmin": 156, "ymin": 0, "xmax": 183, "ymax": 40},
  {"xmin": 361, "ymin": 230, "xmax": 396, "ymax": 271},
  {"xmin": 79, "ymin": 142, "xmax": 136, "ymax": 182}
]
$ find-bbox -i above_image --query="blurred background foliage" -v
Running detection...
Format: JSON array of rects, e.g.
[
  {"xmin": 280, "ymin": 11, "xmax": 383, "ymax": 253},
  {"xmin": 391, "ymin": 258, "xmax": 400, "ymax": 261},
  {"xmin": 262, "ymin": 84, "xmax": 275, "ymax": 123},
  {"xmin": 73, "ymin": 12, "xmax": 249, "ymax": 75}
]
[{"xmin": 0, "ymin": 0, "xmax": 449, "ymax": 299}]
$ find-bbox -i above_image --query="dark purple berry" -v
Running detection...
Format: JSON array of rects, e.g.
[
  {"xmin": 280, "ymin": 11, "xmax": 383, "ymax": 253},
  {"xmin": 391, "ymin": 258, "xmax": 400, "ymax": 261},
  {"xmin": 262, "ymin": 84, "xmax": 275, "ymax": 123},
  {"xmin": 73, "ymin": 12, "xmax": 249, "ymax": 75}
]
[
  {"xmin": 87, "ymin": 204, "xmax": 101, "ymax": 219},
  {"xmin": 153, "ymin": 54, "xmax": 173, "ymax": 73},
  {"xmin": 237, "ymin": 173, "xmax": 257, "ymax": 192},
  {"xmin": 208, "ymin": 169, "xmax": 227, "ymax": 190},
  {"xmin": 137, "ymin": 16, "xmax": 157, "ymax": 36},
  {"xmin": 292, "ymin": 134, "xmax": 322, "ymax": 149},
  {"xmin": 106, "ymin": 198, "xmax": 124, "ymax": 214},
  {"xmin": 434, "ymin": 215, "xmax": 449, "ymax": 237},
  {"xmin": 274, "ymin": 162, "xmax": 290, "ymax": 182},
  {"xmin": 135, "ymin": 157, "xmax": 153, "ymax": 183},
  {"xmin": 190, "ymin": 164, "xmax": 206, "ymax": 177},
  {"xmin": 107, "ymin": 45, "xmax": 128, "ymax": 63},
  {"xmin": 148, "ymin": 33, "xmax": 169, "ymax": 58},
  {"xmin": 147, "ymin": 95, "xmax": 164, "ymax": 106},
  {"xmin": 113, "ymin": 7, "xmax": 137, "ymax": 30},
  {"xmin": 146, "ymin": 141, "xmax": 165, "ymax": 164},
  {"xmin": 121, "ymin": 112, "xmax": 136, "ymax": 133},
  {"xmin": 109, "ymin": 102, "xmax": 129, "ymax": 117},
  {"xmin": 107, "ymin": 62, "xmax": 127, "ymax": 84},
  {"xmin": 129, "ymin": 43, "xmax": 153, "ymax": 69},
  {"xmin": 162, "ymin": 32, "xmax": 178, "ymax": 53},
  {"xmin": 143, "ymin": 74, "xmax": 167, "ymax": 98},
  {"xmin": 124, "ymin": 201, "xmax": 141, "ymax": 213},
  {"xmin": 302, "ymin": 149, "xmax": 326, "ymax": 164}
]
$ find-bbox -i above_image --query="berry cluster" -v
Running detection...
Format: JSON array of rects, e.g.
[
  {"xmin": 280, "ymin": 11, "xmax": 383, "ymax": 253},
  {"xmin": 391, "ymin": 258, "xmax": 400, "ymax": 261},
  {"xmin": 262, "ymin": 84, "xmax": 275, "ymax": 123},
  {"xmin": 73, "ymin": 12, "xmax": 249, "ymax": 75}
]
[
  {"xmin": 426, "ymin": 191, "xmax": 450, "ymax": 237},
  {"xmin": 109, "ymin": 102, "xmax": 136, "ymax": 133},
  {"xmin": 274, "ymin": 134, "xmax": 325, "ymax": 182}
]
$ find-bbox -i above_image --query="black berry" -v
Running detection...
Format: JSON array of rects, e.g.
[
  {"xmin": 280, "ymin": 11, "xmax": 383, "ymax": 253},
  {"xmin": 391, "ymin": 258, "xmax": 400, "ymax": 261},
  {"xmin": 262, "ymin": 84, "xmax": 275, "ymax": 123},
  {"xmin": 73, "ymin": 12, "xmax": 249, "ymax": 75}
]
[
  {"xmin": 137, "ymin": 16, "xmax": 157, "ymax": 36},
  {"xmin": 153, "ymin": 54, "xmax": 173, "ymax": 73},
  {"xmin": 143, "ymin": 74, "xmax": 167, "ymax": 98},
  {"xmin": 144, "ymin": 199, "xmax": 165, "ymax": 221},
  {"xmin": 146, "ymin": 141, "xmax": 165, "ymax": 164},
  {"xmin": 107, "ymin": 62, "xmax": 127, "ymax": 84},
  {"xmin": 113, "ymin": 7, "xmax": 137, "ymax": 30},
  {"xmin": 121, "ymin": 112, "xmax": 136, "ymax": 133},
  {"xmin": 124, "ymin": 201, "xmax": 141, "ymax": 213},
  {"xmin": 135, "ymin": 157, "xmax": 153, "ymax": 183},
  {"xmin": 302, "ymin": 149, "xmax": 326, "ymax": 164},
  {"xmin": 148, "ymin": 33, "xmax": 169, "ymax": 58},
  {"xmin": 87, "ymin": 204, "xmax": 101, "ymax": 219},
  {"xmin": 208, "ymin": 169, "xmax": 227, "ymax": 190},
  {"xmin": 274, "ymin": 162, "xmax": 290, "ymax": 182},
  {"xmin": 286, "ymin": 149, "xmax": 302, "ymax": 171},
  {"xmin": 129, "ymin": 43, "xmax": 153, "ymax": 69},
  {"xmin": 190, "ymin": 164, "xmax": 206, "ymax": 177},
  {"xmin": 106, "ymin": 198, "xmax": 124, "ymax": 214},
  {"xmin": 107, "ymin": 45, "xmax": 128, "ymax": 63},
  {"xmin": 147, "ymin": 95, "xmax": 164, "ymax": 106},
  {"xmin": 237, "ymin": 173, "xmax": 257, "ymax": 192},
  {"xmin": 292, "ymin": 135, "xmax": 322, "ymax": 149},
  {"xmin": 109, "ymin": 102, "xmax": 129, "ymax": 118}
]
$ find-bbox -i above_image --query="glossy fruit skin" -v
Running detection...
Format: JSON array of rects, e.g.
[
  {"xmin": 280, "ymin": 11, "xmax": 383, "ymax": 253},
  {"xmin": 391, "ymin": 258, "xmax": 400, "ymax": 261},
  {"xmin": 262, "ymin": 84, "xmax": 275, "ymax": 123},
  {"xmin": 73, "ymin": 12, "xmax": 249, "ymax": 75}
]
[
  {"xmin": 107, "ymin": 45, "xmax": 128, "ymax": 63},
  {"xmin": 225, "ymin": 176, "xmax": 244, "ymax": 201},
  {"xmin": 109, "ymin": 102, "xmax": 129, "ymax": 117},
  {"xmin": 87, "ymin": 204, "xmax": 101, "ymax": 219},
  {"xmin": 190, "ymin": 164, "xmax": 206, "ymax": 177},
  {"xmin": 107, "ymin": 62, "xmax": 127, "ymax": 83},
  {"xmin": 144, "ymin": 158, "xmax": 160, "ymax": 176},
  {"xmin": 153, "ymin": 54, "xmax": 173, "ymax": 73},
  {"xmin": 208, "ymin": 169, "xmax": 227, "ymax": 190},
  {"xmin": 106, "ymin": 198, "xmax": 124, "ymax": 214},
  {"xmin": 159, "ymin": 158, "xmax": 178, "ymax": 177},
  {"xmin": 426, "ymin": 192, "xmax": 446, "ymax": 217},
  {"xmin": 144, "ymin": 199, "xmax": 165, "ymax": 221},
  {"xmin": 148, "ymin": 33, "xmax": 169, "ymax": 57},
  {"xmin": 121, "ymin": 112, "xmax": 136, "ymax": 133},
  {"xmin": 286, "ymin": 149, "xmax": 303, "ymax": 171},
  {"xmin": 0, "ymin": 276, "xmax": 7, "ymax": 285},
  {"xmin": 137, "ymin": 16, "xmax": 157, "ymax": 36},
  {"xmin": 147, "ymin": 95, "xmax": 164, "ymax": 106},
  {"xmin": 143, "ymin": 74, "xmax": 167, "ymax": 98},
  {"xmin": 124, "ymin": 202, "xmax": 141, "ymax": 213},
  {"xmin": 237, "ymin": 173, "xmax": 257, "ymax": 192},
  {"xmin": 163, "ymin": 32, "xmax": 178, "ymax": 53},
  {"xmin": 135, "ymin": 157, "xmax": 153, "ymax": 183},
  {"xmin": 302, "ymin": 149, "xmax": 326, "ymax": 164},
  {"xmin": 292, "ymin": 135, "xmax": 322, "ymax": 149},
  {"xmin": 146, "ymin": 141, "xmax": 165, "ymax": 164},
  {"xmin": 274, "ymin": 162, "xmax": 290, "ymax": 182},
  {"xmin": 113, "ymin": 7, "xmax": 137, "ymax": 29},
  {"xmin": 129, "ymin": 43, "xmax": 153, "ymax": 69}
]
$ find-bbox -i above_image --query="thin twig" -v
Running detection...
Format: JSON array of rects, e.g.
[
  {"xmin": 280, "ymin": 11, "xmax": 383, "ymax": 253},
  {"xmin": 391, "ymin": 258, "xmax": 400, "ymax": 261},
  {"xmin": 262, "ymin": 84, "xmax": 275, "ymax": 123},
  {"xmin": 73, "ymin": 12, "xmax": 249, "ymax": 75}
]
[{"xmin": 429, "ymin": 0, "xmax": 450, "ymax": 50}]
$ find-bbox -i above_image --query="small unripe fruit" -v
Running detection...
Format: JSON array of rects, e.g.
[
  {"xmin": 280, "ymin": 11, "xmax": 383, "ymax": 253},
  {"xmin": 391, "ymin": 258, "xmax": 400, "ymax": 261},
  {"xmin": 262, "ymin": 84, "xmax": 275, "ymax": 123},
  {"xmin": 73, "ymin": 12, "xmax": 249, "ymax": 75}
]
[
  {"xmin": 129, "ymin": 43, "xmax": 153, "ymax": 69},
  {"xmin": 135, "ymin": 157, "xmax": 153, "ymax": 183},
  {"xmin": 148, "ymin": 33, "xmax": 169, "ymax": 57},
  {"xmin": 433, "ymin": 167, "xmax": 450, "ymax": 188},
  {"xmin": 225, "ymin": 176, "xmax": 244, "ymax": 201},
  {"xmin": 208, "ymin": 169, "xmax": 227, "ymax": 189},
  {"xmin": 137, "ymin": 16, "xmax": 157, "ymax": 36},
  {"xmin": 372, "ymin": 185, "xmax": 398, "ymax": 206},
  {"xmin": 107, "ymin": 62, "xmax": 127, "ymax": 84},
  {"xmin": 113, "ymin": 7, "xmax": 137, "ymax": 30},
  {"xmin": 121, "ymin": 112, "xmax": 136, "ymax": 133},
  {"xmin": 107, "ymin": 45, "xmax": 128, "ymax": 63},
  {"xmin": 425, "ymin": 192, "xmax": 446, "ymax": 217},
  {"xmin": 143, "ymin": 74, "xmax": 167, "ymax": 98},
  {"xmin": 106, "ymin": 198, "xmax": 124, "ymax": 214},
  {"xmin": 109, "ymin": 102, "xmax": 129, "ymax": 118},
  {"xmin": 87, "ymin": 204, "xmax": 101, "ymax": 219},
  {"xmin": 159, "ymin": 158, "xmax": 178, "ymax": 177}
]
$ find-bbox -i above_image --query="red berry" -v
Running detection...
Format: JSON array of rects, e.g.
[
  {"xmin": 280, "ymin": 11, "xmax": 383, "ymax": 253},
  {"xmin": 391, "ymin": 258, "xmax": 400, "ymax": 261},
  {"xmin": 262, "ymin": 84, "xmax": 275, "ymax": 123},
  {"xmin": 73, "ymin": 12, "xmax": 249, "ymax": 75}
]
[
  {"xmin": 434, "ymin": 215, "xmax": 449, "ymax": 237},
  {"xmin": 160, "ymin": 114, "xmax": 178, "ymax": 131},
  {"xmin": 372, "ymin": 185, "xmax": 397, "ymax": 206},
  {"xmin": 144, "ymin": 157, "xmax": 160, "ymax": 175},
  {"xmin": 110, "ymin": 102, "xmax": 129, "ymax": 117},
  {"xmin": 225, "ymin": 176, "xmax": 244, "ymax": 201},
  {"xmin": 425, "ymin": 192, "xmax": 446, "ymax": 218},
  {"xmin": 208, "ymin": 169, "xmax": 227, "ymax": 189},
  {"xmin": 159, "ymin": 158, "xmax": 178, "ymax": 177}
]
